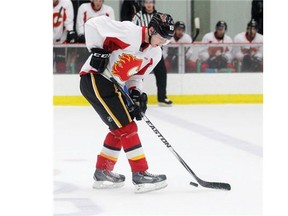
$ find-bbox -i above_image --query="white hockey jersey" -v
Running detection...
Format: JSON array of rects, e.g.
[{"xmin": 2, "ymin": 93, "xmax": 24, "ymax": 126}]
[
  {"xmin": 199, "ymin": 32, "xmax": 233, "ymax": 62},
  {"xmin": 80, "ymin": 16, "xmax": 162, "ymax": 92},
  {"xmin": 76, "ymin": 3, "xmax": 115, "ymax": 36},
  {"xmin": 53, "ymin": 0, "xmax": 74, "ymax": 44},
  {"xmin": 233, "ymin": 32, "xmax": 263, "ymax": 60}
]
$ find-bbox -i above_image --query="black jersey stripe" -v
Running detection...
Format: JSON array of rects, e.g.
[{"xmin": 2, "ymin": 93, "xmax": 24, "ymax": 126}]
[
  {"xmin": 124, "ymin": 144, "xmax": 142, "ymax": 153},
  {"xmin": 103, "ymin": 144, "xmax": 121, "ymax": 151}
]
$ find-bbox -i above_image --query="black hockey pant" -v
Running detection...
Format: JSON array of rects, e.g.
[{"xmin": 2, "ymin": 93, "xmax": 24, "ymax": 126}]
[{"xmin": 80, "ymin": 73, "xmax": 132, "ymax": 130}]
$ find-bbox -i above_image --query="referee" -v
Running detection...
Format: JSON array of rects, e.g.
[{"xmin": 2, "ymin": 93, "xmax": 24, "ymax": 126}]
[{"xmin": 132, "ymin": 0, "xmax": 173, "ymax": 106}]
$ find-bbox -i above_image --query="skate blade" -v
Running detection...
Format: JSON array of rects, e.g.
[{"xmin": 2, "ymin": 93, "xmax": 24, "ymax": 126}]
[
  {"xmin": 134, "ymin": 180, "xmax": 168, "ymax": 193},
  {"xmin": 93, "ymin": 181, "xmax": 124, "ymax": 189},
  {"xmin": 158, "ymin": 103, "xmax": 172, "ymax": 107}
]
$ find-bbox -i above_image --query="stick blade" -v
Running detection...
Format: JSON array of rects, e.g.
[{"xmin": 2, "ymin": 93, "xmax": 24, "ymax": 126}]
[{"xmin": 200, "ymin": 181, "xmax": 231, "ymax": 191}]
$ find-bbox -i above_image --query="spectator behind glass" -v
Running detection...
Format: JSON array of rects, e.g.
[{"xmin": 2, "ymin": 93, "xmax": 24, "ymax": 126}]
[
  {"xmin": 233, "ymin": 19, "xmax": 263, "ymax": 72},
  {"xmin": 199, "ymin": 21, "xmax": 234, "ymax": 72},
  {"xmin": 53, "ymin": 0, "xmax": 77, "ymax": 44},
  {"xmin": 251, "ymin": 0, "xmax": 263, "ymax": 35},
  {"xmin": 163, "ymin": 21, "xmax": 196, "ymax": 72},
  {"xmin": 120, "ymin": 0, "xmax": 142, "ymax": 21},
  {"xmin": 76, "ymin": 0, "xmax": 115, "ymax": 43},
  {"xmin": 132, "ymin": 0, "xmax": 173, "ymax": 106},
  {"xmin": 53, "ymin": 0, "xmax": 77, "ymax": 74}
]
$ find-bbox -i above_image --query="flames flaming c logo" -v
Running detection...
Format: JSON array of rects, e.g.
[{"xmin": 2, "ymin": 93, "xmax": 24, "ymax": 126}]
[{"xmin": 112, "ymin": 54, "xmax": 143, "ymax": 81}]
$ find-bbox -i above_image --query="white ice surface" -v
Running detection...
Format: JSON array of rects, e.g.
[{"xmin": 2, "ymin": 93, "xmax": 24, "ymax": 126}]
[{"xmin": 54, "ymin": 105, "xmax": 262, "ymax": 215}]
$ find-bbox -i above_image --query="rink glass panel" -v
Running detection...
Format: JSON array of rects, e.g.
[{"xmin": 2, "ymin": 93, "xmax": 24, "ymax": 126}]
[{"xmin": 53, "ymin": 43, "xmax": 263, "ymax": 74}]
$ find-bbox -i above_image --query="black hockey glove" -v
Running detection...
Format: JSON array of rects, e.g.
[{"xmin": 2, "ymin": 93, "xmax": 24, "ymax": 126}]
[
  {"xmin": 77, "ymin": 34, "xmax": 85, "ymax": 43},
  {"xmin": 66, "ymin": 30, "xmax": 77, "ymax": 43},
  {"xmin": 89, "ymin": 48, "xmax": 111, "ymax": 73},
  {"xmin": 242, "ymin": 55, "xmax": 262, "ymax": 72},
  {"xmin": 129, "ymin": 89, "xmax": 148, "ymax": 121},
  {"xmin": 207, "ymin": 55, "xmax": 228, "ymax": 69}
]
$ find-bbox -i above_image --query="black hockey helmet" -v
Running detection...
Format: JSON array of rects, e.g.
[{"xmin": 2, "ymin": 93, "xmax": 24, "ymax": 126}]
[
  {"xmin": 215, "ymin": 21, "xmax": 227, "ymax": 30},
  {"xmin": 247, "ymin": 19, "xmax": 258, "ymax": 29},
  {"xmin": 175, "ymin": 21, "xmax": 186, "ymax": 31},
  {"xmin": 148, "ymin": 12, "xmax": 175, "ymax": 39}
]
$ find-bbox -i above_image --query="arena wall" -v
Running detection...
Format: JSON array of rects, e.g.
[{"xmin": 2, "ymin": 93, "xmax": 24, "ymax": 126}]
[{"xmin": 53, "ymin": 73, "xmax": 263, "ymax": 105}]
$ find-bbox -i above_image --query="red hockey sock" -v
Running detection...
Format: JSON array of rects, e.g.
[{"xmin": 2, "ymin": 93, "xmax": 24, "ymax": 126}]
[
  {"xmin": 96, "ymin": 131, "xmax": 122, "ymax": 171},
  {"xmin": 96, "ymin": 121, "xmax": 149, "ymax": 172},
  {"xmin": 113, "ymin": 121, "xmax": 148, "ymax": 172}
]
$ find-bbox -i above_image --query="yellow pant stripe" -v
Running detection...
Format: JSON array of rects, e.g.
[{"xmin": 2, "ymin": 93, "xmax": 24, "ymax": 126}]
[
  {"xmin": 130, "ymin": 154, "xmax": 145, "ymax": 161},
  {"xmin": 114, "ymin": 85, "xmax": 132, "ymax": 122},
  {"xmin": 100, "ymin": 153, "xmax": 118, "ymax": 162},
  {"xmin": 90, "ymin": 73, "xmax": 122, "ymax": 128}
]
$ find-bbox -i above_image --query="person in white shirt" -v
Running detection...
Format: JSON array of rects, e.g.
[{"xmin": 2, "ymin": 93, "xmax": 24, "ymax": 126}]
[
  {"xmin": 76, "ymin": 0, "xmax": 115, "ymax": 43},
  {"xmin": 163, "ymin": 21, "xmax": 196, "ymax": 72},
  {"xmin": 53, "ymin": 0, "xmax": 77, "ymax": 73},
  {"xmin": 233, "ymin": 19, "xmax": 263, "ymax": 72},
  {"xmin": 53, "ymin": 0, "xmax": 77, "ymax": 44},
  {"xmin": 199, "ymin": 21, "xmax": 233, "ymax": 72}
]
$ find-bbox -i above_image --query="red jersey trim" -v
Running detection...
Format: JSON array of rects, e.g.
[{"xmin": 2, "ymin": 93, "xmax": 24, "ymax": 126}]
[
  {"xmin": 80, "ymin": 70, "xmax": 97, "ymax": 76},
  {"xmin": 141, "ymin": 27, "xmax": 146, "ymax": 43},
  {"xmin": 245, "ymin": 32, "xmax": 254, "ymax": 43},
  {"xmin": 63, "ymin": 8, "xmax": 67, "ymax": 22},
  {"xmin": 137, "ymin": 58, "xmax": 153, "ymax": 76},
  {"xmin": 103, "ymin": 37, "xmax": 130, "ymax": 52},
  {"xmin": 84, "ymin": 11, "xmax": 87, "ymax": 23}
]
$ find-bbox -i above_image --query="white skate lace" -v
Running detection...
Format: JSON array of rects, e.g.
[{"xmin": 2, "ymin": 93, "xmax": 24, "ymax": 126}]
[
  {"xmin": 143, "ymin": 171, "xmax": 156, "ymax": 177},
  {"xmin": 108, "ymin": 171, "xmax": 121, "ymax": 178}
]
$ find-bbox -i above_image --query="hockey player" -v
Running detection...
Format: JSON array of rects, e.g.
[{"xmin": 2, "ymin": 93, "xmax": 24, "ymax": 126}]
[
  {"xmin": 233, "ymin": 19, "xmax": 263, "ymax": 72},
  {"xmin": 199, "ymin": 21, "xmax": 233, "ymax": 72},
  {"xmin": 53, "ymin": 0, "xmax": 77, "ymax": 73},
  {"xmin": 53, "ymin": 0, "xmax": 77, "ymax": 44},
  {"xmin": 163, "ymin": 21, "xmax": 196, "ymax": 72},
  {"xmin": 76, "ymin": 0, "xmax": 115, "ymax": 43},
  {"xmin": 132, "ymin": 0, "xmax": 173, "ymax": 106},
  {"xmin": 79, "ymin": 12, "xmax": 175, "ymax": 193}
]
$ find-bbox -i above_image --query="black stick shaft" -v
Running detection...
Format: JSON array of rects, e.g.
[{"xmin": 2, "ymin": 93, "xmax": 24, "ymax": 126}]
[
  {"xmin": 192, "ymin": 28, "xmax": 200, "ymax": 41},
  {"xmin": 55, "ymin": 7, "xmax": 63, "ymax": 26}
]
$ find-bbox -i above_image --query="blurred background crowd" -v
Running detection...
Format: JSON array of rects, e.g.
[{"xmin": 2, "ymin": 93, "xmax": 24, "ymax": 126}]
[{"xmin": 53, "ymin": 0, "xmax": 263, "ymax": 74}]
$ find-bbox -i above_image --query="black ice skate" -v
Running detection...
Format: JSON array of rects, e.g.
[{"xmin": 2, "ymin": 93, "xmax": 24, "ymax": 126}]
[
  {"xmin": 132, "ymin": 171, "xmax": 168, "ymax": 193},
  {"xmin": 158, "ymin": 98, "xmax": 173, "ymax": 107},
  {"xmin": 93, "ymin": 169, "xmax": 125, "ymax": 189}
]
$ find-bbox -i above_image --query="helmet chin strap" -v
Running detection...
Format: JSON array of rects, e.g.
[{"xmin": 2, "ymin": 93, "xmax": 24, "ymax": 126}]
[{"xmin": 148, "ymin": 29, "xmax": 157, "ymax": 44}]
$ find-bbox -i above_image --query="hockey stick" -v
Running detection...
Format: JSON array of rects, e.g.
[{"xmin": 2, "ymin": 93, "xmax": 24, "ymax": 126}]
[
  {"xmin": 55, "ymin": 6, "xmax": 63, "ymax": 27},
  {"xmin": 109, "ymin": 76, "xmax": 231, "ymax": 191},
  {"xmin": 192, "ymin": 17, "xmax": 200, "ymax": 41},
  {"xmin": 185, "ymin": 17, "xmax": 200, "ymax": 55}
]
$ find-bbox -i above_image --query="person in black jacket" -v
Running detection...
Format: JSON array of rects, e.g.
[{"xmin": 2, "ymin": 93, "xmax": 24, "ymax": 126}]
[
  {"xmin": 120, "ymin": 0, "xmax": 142, "ymax": 21},
  {"xmin": 251, "ymin": 0, "xmax": 263, "ymax": 34},
  {"xmin": 132, "ymin": 0, "xmax": 173, "ymax": 106}
]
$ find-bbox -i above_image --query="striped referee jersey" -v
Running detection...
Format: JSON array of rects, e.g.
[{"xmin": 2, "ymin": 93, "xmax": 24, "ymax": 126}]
[{"xmin": 132, "ymin": 9, "xmax": 156, "ymax": 27}]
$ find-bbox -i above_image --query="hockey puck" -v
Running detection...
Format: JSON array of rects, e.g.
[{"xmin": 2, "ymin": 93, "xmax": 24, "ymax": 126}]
[{"xmin": 190, "ymin": 182, "xmax": 198, "ymax": 187}]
